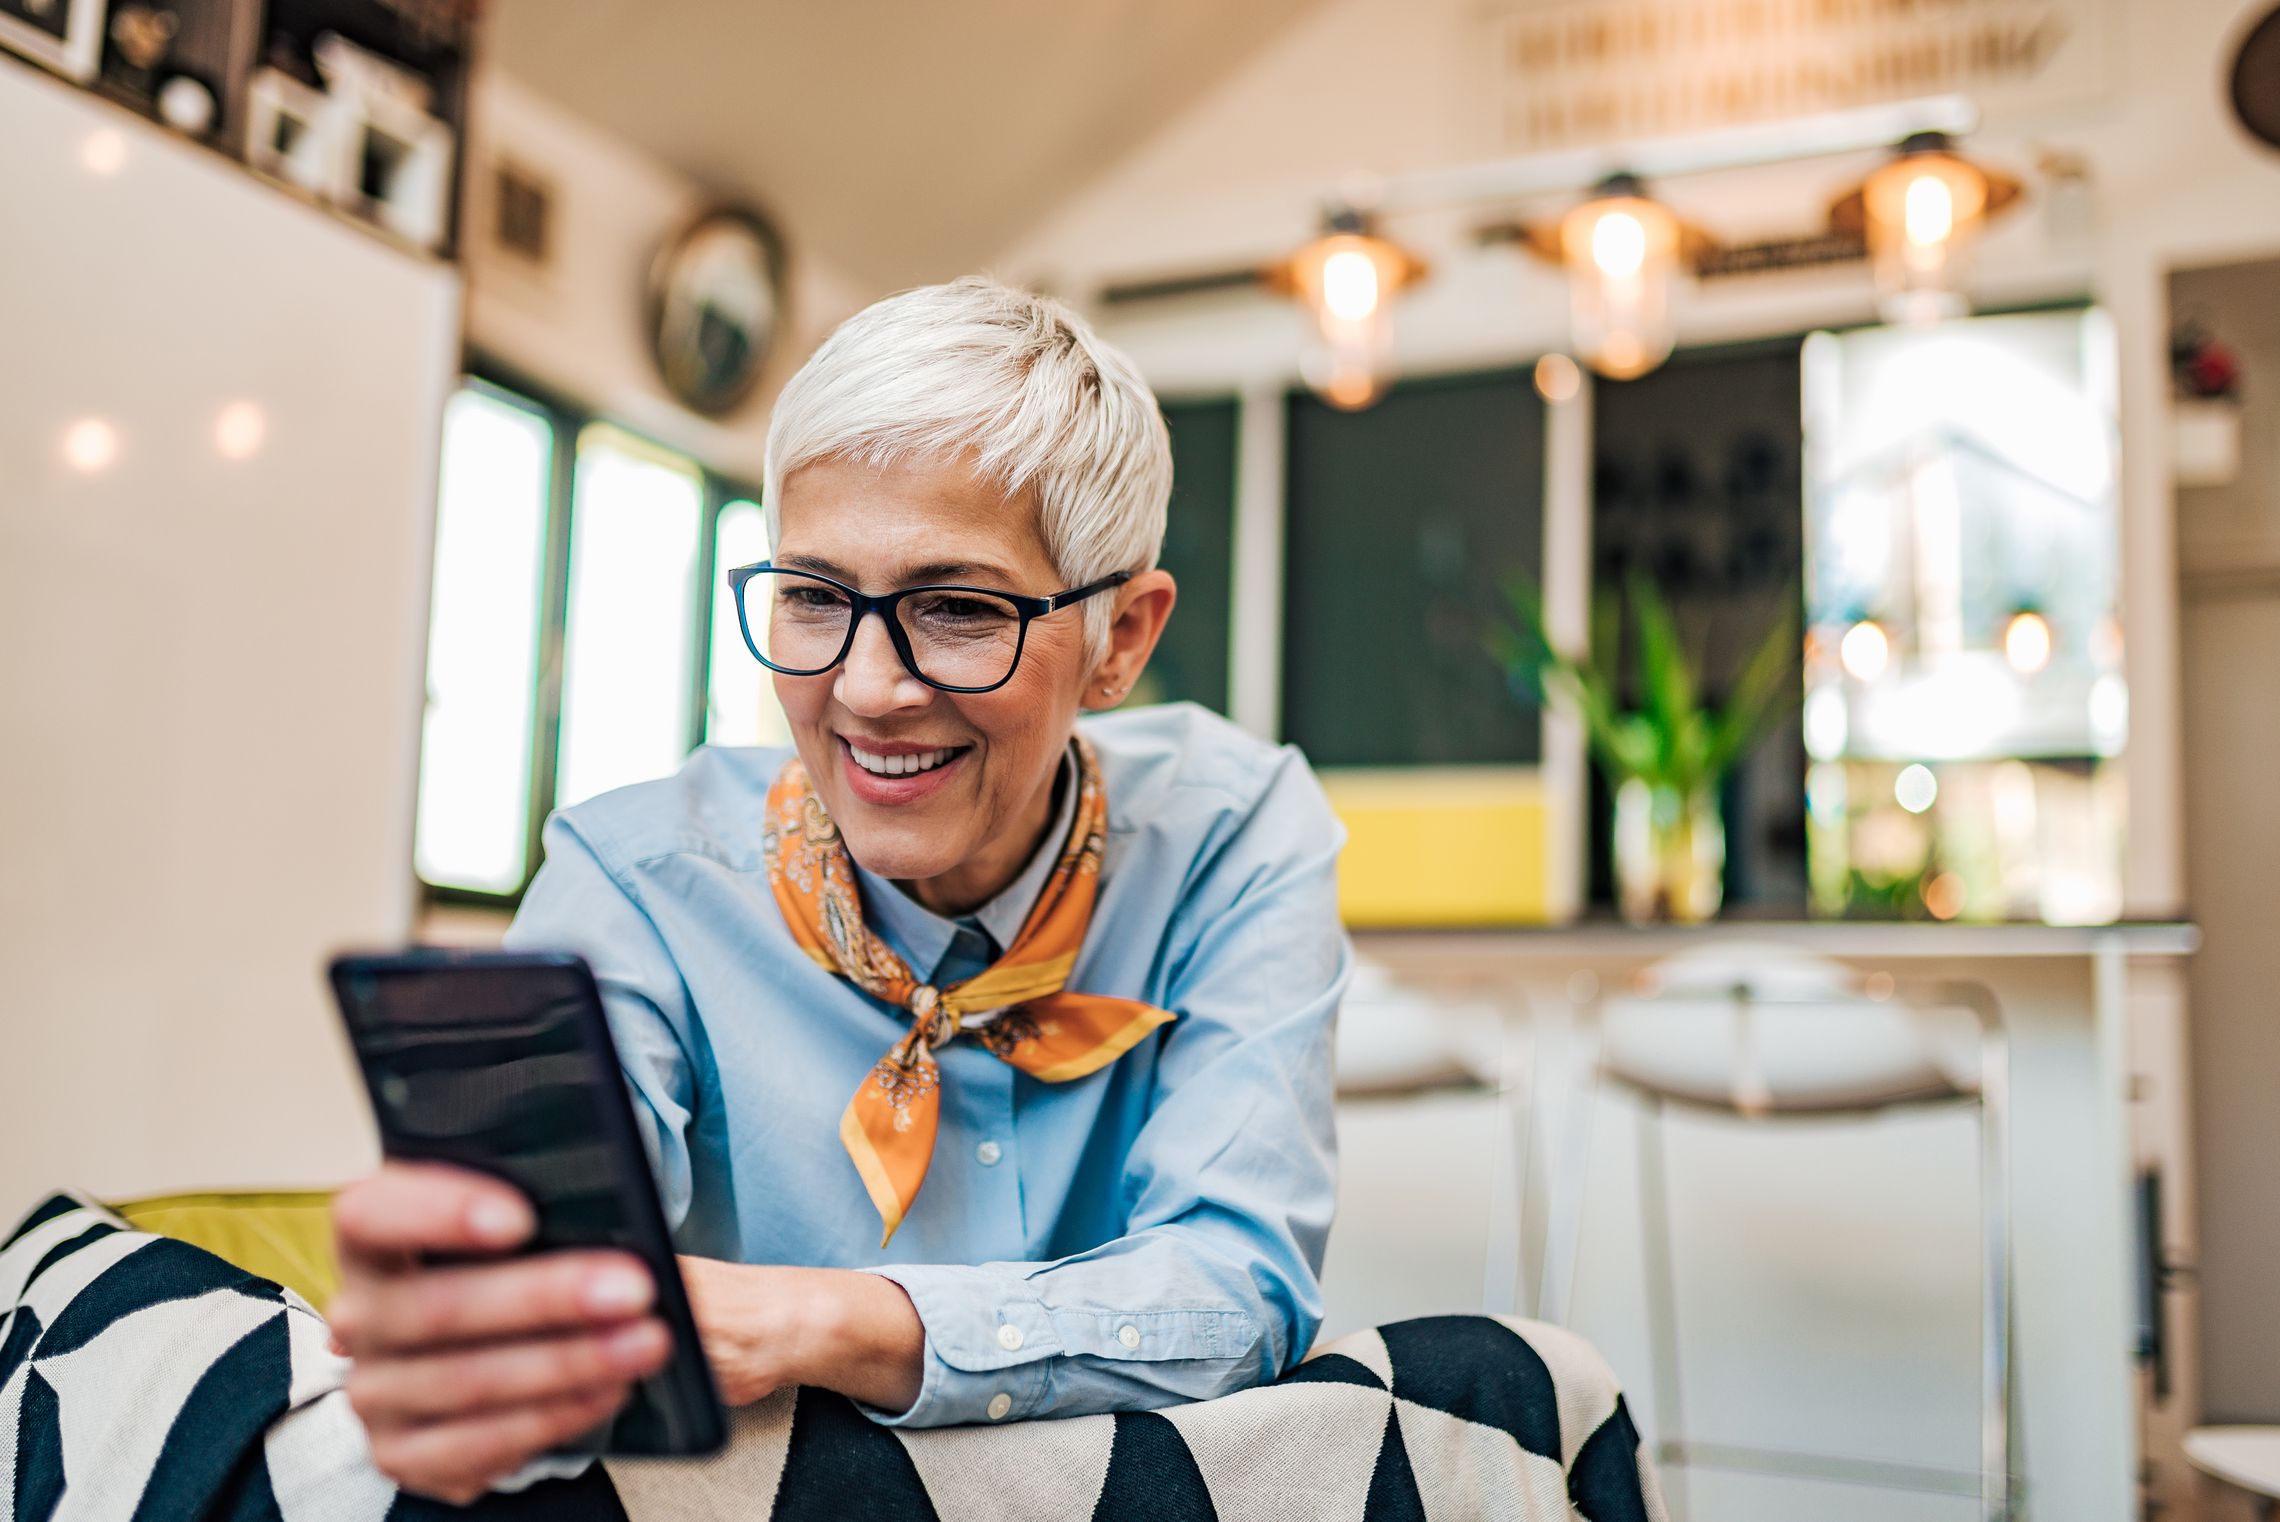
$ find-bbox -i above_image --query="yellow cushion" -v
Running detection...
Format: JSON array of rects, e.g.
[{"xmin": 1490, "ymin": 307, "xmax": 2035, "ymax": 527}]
[{"xmin": 108, "ymin": 1190, "xmax": 341, "ymax": 1312}]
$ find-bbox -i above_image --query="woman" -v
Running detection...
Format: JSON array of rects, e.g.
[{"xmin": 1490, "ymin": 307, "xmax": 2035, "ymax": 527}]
[{"xmin": 327, "ymin": 278, "xmax": 1351, "ymax": 1502}]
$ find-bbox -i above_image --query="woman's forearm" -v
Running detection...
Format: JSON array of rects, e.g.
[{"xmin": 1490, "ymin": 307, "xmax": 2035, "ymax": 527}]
[{"xmin": 678, "ymin": 1257, "xmax": 924, "ymax": 1414}]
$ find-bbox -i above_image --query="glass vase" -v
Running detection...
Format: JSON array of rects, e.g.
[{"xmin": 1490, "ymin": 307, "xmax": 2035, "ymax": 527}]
[{"xmin": 1612, "ymin": 777, "xmax": 1726, "ymax": 924}]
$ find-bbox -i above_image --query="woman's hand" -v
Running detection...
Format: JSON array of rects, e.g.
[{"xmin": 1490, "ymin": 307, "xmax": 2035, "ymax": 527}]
[
  {"xmin": 677, "ymin": 1257, "xmax": 925, "ymax": 1414},
  {"xmin": 327, "ymin": 1161, "xmax": 674, "ymax": 1505}
]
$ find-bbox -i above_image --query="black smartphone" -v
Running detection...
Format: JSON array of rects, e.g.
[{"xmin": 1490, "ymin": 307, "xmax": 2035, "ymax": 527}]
[{"xmin": 326, "ymin": 948, "xmax": 726, "ymax": 1458}]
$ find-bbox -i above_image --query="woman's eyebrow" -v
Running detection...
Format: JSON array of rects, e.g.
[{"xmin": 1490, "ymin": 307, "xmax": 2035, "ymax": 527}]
[{"xmin": 775, "ymin": 553, "xmax": 1018, "ymax": 585}]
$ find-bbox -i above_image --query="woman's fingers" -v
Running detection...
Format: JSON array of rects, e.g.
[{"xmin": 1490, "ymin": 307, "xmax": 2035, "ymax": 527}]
[
  {"xmin": 329, "ymin": 1250, "xmax": 656, "ymax": 1355},
  {"xmin": 367, "ymin": 1384, "xmax": 633, "ymax": 1505},
  {"xmin": 345, "ymin": 1319, "xmax": 669, "ymax": 1424},
  {"xmin": 332, "ymin": 1160, "xmax": 535, "ymax": 1267}
]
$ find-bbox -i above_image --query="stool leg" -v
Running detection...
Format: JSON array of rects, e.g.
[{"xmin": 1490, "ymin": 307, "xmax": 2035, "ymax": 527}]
[
  {"xmin": 1637, "ymin": 1094, "xmax": 1689, "ymax": 1519},
  {"xmin": 1973, "ymin": 991, "xmax": 2015, "ymax": 1522}
]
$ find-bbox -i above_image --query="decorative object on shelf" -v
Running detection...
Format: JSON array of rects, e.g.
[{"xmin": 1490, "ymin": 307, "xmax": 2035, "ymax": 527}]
[
  {"xmin": 2169, "ymin": 320, "xmax": 2246, "ymax": 488},
  {"xmin": 1265, "ymin": 203, "xmax": 1428, "ymax": 411},
  {"xmin": 0, "ymin": 0, "xmax": 106, "ymax": 82},
  {"xmin": 101, "ymin": 0, "xmax": 175, "ymax": 99},
  {"xmin": 243, "ymin": 28, "xmax": 455, "ymax": 252},
  {"xmin": 1490, "ymin": 575, "xmax": 1797, "ymax": 924},
  {"xmin": 244, "ymin": 61, "xmax": 330, "ymax": 191},
  {"xmin": 646, "ymin": 206, "xmax": 788, "ymax": 417},
  {"xmin": 313, "ymin": 30, "xmax": 451, "ymax": 249},
  {"xmin": 1829, "ymin": 132, "xmax": 2023, "ymax": 326},
  {"xmin": 154, "ymin": 68, "xmax": 213, "ymax": 133}
]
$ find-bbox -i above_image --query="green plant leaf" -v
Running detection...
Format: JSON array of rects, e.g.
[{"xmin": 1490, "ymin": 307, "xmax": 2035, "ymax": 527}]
[{"xmin": 1626, "ymin": 573, "xmax": 1698, "ymax": 754}]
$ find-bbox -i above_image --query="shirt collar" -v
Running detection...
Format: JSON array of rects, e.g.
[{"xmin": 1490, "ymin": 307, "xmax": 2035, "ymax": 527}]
[{"xmin": 849, "ymin": 744, "xmax": 1078, "ymax": 979}]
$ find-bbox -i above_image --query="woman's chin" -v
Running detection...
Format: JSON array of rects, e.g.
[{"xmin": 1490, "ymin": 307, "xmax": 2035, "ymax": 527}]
[{"xmin": 831, "ymin": 817, "xmax": 967, "ymax": 884}]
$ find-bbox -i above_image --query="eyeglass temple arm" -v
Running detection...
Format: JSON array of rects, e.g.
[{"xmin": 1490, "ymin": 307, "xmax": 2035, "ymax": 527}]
[{"xmin": 1044, "ymin": 570, "xmax": 1136, "ymax": 613}]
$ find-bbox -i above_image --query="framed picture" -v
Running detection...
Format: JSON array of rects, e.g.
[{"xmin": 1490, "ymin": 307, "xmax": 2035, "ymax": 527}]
[{"xmin": 0, "ymin": 0, "xmax": 107, "ymax": 82}]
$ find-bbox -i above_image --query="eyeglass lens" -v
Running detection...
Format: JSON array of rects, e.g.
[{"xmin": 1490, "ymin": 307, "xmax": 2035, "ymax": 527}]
[{"xmin": 742, "ymin": 569, "xmax": 1024, "ymax": 688}]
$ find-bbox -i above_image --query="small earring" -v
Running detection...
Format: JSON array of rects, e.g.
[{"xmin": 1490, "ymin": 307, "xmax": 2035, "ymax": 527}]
[{"xmin": 1100, "ymin": 683, "xmax": 1122, "ymax": 698}]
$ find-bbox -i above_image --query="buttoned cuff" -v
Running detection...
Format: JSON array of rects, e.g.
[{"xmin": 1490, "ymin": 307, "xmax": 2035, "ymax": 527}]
[
  {"xmin": 857, "ymin": 1262, "xmax": 1260, "ymax": 1428},
  {"xmin": 858, "ymin": 1263, "xmax": 1054, "ymax": 1427}
]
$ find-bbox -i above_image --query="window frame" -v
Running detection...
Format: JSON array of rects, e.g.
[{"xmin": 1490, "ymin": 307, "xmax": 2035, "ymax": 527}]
[{"xmin": 418, "ymin": 355, "xmax": 757, "ymax": 908}]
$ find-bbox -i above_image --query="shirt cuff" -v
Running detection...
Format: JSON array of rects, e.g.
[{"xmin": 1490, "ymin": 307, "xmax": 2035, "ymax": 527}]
[{"xmin": 858, "ymin": 1263, "xmax": 1058, "ymax": 1427}]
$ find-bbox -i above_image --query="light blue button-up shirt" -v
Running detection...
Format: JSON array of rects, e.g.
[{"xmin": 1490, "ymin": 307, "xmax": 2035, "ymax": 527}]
[{"xmin": 500, "ymin": 702, "xmax": 1350, "ymax": 1427}]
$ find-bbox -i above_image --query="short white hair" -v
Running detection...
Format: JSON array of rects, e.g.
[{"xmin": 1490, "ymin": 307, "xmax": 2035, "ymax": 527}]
[{"xmin": 764, "ymin": 276, "xmax": 1172, "ymax": 660}]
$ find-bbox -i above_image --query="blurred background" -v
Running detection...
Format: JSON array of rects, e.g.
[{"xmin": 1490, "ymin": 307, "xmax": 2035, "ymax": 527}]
[{"xmin": 5, "ymin": 0, "xmax": 2280, "ymax": 1515}]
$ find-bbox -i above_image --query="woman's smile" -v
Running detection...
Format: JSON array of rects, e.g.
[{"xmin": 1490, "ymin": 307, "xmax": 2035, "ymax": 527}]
[{"xmin": 837, "ymin": 733, "xmax": 974, "ymax": 807}]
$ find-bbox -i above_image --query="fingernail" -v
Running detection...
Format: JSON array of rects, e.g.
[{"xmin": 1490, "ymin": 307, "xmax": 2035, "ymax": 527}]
[
  {"xmin": 583, "ymin": 1268, "xmax": 652, "ymax": 1316},
  {"xmin": 467, "ymin": 1196, "xmax": 530, "ymax": 1246},
  {"xmin": 604, "ymin": 1319, "xmax": 667, "ymax": 1369}
]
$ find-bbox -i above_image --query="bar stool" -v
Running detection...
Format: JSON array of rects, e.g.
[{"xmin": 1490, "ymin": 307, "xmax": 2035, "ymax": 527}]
[
  {"xmin": 2184, "ymin": 1427, "xmax": 2280, "ymax": 1520},
  {"xmin": 1536, "ymin": 943, "xmax": 2016, "ymax": 1521}
]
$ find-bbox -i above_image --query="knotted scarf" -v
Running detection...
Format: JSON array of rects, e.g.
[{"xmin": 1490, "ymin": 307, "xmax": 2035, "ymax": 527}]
[{"xmin": 762, "ymin": 735, "xmax": 1174, "ymax": 1244}]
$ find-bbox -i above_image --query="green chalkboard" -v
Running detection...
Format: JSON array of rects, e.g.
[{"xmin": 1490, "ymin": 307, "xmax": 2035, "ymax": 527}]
[
  {"xmin": 1281, "ymin": 368, "xmax": 1546, "ymax": 767},
  {"xmin": 1134, "ymin": 398, "xmax": 1237, "ymax": 714}
]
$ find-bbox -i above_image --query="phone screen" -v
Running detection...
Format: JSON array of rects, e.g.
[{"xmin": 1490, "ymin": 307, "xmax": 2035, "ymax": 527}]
[{"xmin": 331, "ymin": 951, "xmax": 725, "ymax": 1456}]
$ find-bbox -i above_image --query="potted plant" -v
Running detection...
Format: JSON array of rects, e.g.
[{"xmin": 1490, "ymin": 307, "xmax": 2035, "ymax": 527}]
[{"xmin": 1489, "ymin": 576, "xmax": 1797, "ymax": 924}]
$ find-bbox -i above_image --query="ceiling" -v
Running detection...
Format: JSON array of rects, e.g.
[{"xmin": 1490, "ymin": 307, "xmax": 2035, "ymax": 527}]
[{"xmin": 486, "ymin": 0, "xmax": 1331, "ymax": 292}]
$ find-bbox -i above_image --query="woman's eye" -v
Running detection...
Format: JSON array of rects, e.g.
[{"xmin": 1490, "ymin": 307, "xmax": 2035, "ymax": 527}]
[{"xmin": 937, "ymin": 598, "xmax": 1008, "ymax": 619}]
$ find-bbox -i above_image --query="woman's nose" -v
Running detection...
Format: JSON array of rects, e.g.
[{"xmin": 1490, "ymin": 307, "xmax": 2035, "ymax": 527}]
[{"xmin": 833, "ymin": 612, "xmax": 931, "ymax": 715}]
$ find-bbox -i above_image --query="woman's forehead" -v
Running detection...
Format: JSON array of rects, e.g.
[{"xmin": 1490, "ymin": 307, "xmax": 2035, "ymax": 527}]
[{"xmin": 775, "ymin": 454, "xmax": 1053, "ymax": 582}]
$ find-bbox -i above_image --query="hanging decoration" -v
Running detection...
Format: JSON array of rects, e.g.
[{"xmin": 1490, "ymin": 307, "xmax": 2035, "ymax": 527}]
[
  {"xmin": 1266, "ymin": 207, "xmax": 1428, "ymax": 411},
  {"xmin": 1830, "ymin": 132, "xmax": 2021, "ymax": 326}
]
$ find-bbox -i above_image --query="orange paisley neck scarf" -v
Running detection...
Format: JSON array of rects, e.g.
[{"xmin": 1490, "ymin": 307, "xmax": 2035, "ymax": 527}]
[{"xmin": 762, "ymin": 734, "xmax": 1175, "ymax": 1245}]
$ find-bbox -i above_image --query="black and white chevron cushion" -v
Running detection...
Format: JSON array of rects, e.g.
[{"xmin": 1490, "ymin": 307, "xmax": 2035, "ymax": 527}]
[
  {"xmin": 606, "ymin": 1315, "xmax": 1665, "ymax": 1521},
  {"xmin": 2, "ymin": 1192, "xmax": 1663, "ymax": 1520}
]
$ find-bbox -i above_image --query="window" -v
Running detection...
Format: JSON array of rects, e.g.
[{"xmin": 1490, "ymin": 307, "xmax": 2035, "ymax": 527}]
[
  {"xmin": 412, "ymin": 384, "xmax": 554, "ymax": 895},
  {"xmin": 415, "ymin": 375, "xmax": 780, "ymax": 900}
]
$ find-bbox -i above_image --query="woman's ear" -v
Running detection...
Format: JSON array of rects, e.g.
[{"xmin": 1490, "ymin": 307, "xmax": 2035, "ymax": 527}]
[{"xmin": 1083, "ymin": 570, "xmax": 1177, "ymax": 709}]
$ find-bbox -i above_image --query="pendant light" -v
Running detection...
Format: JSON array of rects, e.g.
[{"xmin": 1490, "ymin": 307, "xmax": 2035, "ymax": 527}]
[
  {"xmin": 1267, "ymin": 206, "xmax": 1428, "ymax": 411},
  {"xmin": 1518, "ymin": 174, "xmax": 1698, "ymax": 382},
  {"xmin": 1831, "ymin": 132, "xmax": 2022, "ymax": 326}
]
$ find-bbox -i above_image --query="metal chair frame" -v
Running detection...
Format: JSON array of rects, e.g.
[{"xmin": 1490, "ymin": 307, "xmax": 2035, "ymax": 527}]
[{"xmin": 1536, "ymin": 972, "xmax": 2017, "ymax": 1522}]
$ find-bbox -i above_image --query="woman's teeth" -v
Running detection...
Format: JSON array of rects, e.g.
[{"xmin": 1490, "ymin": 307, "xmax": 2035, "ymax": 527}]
[{"xmin": 849, "ymin": 743, "xmax": 959, "ymax": 777}]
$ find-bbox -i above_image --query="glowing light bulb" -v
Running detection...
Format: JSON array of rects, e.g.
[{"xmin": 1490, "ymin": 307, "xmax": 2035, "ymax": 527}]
[
  {"xmin": 1902, "ymin": 172, "xmax": 1955, "ymax": 247},
  {"xmin": 2003, "ymin": 610, "xmax": 2052, "ymax": 675},
  {"xmin": 1533, "ymin": 353, "xmax": 1581, "ymax": 404},
  {"xmin": 1895, "ymin": 763, "xmax": 1938, "ymax": 814},
  {"xmin": 1839, "ymin": 619, "xmax": 1891, "ymax": 681},
  {"xmin": 1591, "ymin": 210, "xmax": 1647, "ymax": 277},
  {"xmin": 215, "ymin": 401, "xmax": 267, "ymax": 461},
  {"xmin": 1320, "ymin": 249, "xmax": 1381, "ymax": 323},
  {"xmin": 62, "ymin": 418, "xmax": 119, "ymax": 473}
]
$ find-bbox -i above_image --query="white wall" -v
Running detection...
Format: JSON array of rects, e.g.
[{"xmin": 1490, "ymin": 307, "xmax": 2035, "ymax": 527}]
[
  {"xmin": 459, "ymin": 72, "xmax": 874, "ymax": 485},
  {"xmin": 0, "ymin": 63, "xmax": 461, "ymax": 1211}
]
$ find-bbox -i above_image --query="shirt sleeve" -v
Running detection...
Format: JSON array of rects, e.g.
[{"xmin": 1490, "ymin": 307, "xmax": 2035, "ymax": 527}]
[
  {"xmin": 500, "ymin": 810, "xmax": 704, "ymax": 1237},
  {"xmin": 867, "ymin": 751, "xmax": 1350, "ymax": 1427}
]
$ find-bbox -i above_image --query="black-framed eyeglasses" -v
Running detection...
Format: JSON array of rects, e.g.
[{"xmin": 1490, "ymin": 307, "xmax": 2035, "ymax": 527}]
[{"xmin": 724, "ymin": 561, "xmax": 1134, "ymax": 694}]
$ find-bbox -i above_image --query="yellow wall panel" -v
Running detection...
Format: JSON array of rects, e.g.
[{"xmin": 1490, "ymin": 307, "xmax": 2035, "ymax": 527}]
[{"xmin": 1321, "ymin": 768, "xmax": 1550, "ymax": 926}]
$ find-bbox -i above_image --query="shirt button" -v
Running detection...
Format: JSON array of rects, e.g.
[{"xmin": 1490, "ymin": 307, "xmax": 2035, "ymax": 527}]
[
  {"xmin": 976, "ymin": 1140, "xmax": 1002, "ymax": 1166},
  {"xmin": 996, "ymin": 1323, "xmax": 1024, "ymax": 1351},
  {"xmin": 986, "ymin": 1392, "xmax": 1013, "ymax": 1421},
  {"xmin": 1117, "ymin": 1324, "xmax": 1141, "ymax": 1350}
]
